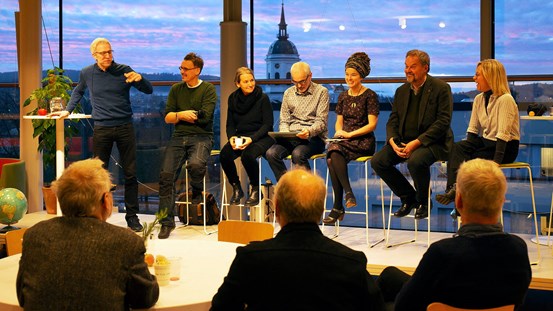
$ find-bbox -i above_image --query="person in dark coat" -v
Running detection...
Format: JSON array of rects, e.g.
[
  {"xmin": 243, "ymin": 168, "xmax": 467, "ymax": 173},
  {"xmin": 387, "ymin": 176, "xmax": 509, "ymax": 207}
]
[
  {"xmin": 211, "ymin": 169, "xmax": 385, "ymax": 311},
  {"xmin": 377, "ymin": 158, "xmax": 531, "ymax": 311},
  {"xmin": 371, "ymin": 49, "xmax": 453, "ymax": 220},
  {"xmin": 17, "ymin": 158, "xmax": 159, "ymax": 311}
]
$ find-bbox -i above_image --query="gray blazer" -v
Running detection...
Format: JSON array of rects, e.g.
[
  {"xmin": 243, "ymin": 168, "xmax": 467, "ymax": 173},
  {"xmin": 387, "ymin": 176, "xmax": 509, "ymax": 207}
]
[{"xmin": 16, "ymin": 216, "xmax": 159, "ymax": 311}]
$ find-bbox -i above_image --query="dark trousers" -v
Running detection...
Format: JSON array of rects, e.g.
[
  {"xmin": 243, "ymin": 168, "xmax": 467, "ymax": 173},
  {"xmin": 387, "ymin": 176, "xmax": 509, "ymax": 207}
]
[
  {"xmin": 93, "ymin": 123, "xmax": 138, "ymax": 220},
  {"xmin": 446, "ymin": 138, "xmax": 519, "ymax": 187},
  {"xmin": 220, "ymin": 141, "xmax": 269, "ymax": 186},
  {"xmin": 158, "ymin": 135, "xmax": 213, "ymax": 226},
  {"xmin": 265, "ymin": 136, "xmax": 325, "ymax": 181},
  {"xmin": 371, "ymin": 144, "xmax": 437, "ymax": 204}
]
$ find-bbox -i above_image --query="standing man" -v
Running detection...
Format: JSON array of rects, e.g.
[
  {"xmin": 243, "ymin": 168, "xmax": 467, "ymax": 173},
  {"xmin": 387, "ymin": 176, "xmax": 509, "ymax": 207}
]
[
  {"xmin": 211, "ymin": 169, "xmax": 385, "ymax": 310},
  {"xmin": 157, "ymin": 52, "xmax": 217, "ymax": 239},
  {"xmin": 371, "ymin": 49, "xmax": 453, "ymax": 219},
  {"xmin": 378, "ymin": 159, "xmax": 531, "ymax": 310},
  {"xmin": 60, "ymin": 37, "xmax": 153, "ymax": 232},
  {"xmin": 265, "ymin": 61, "xmax": 329, "ymax": 182}
]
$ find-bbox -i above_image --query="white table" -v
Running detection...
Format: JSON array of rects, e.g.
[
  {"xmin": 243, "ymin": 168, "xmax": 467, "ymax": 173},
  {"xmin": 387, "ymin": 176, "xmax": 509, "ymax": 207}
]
[
  {"xmin": 0, "ymin": 239, "xmax": 241, "ymax": 311},
  {"xmin": 23, "ymin": 114, "xmax": 91, "ymax": 215}
]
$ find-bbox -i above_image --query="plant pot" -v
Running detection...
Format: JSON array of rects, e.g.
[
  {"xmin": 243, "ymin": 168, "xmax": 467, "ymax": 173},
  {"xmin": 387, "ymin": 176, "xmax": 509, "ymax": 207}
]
[{"xmin": 42, "ymin": 186, "xmax": 57, "ymax": 214}]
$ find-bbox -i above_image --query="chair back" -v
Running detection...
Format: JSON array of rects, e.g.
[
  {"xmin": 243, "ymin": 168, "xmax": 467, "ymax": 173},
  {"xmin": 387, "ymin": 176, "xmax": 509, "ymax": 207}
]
[
  {"xmin": 5, "ymin": 228, "xmax": 28, "ymax": 256},
  {"xmin": 427, "ymin": 302, "xmax": 515, "ymax": 311},
  {"xmin": 0, "ymin": 158, "xmax": 27, "ymax": 196},
  {"xmin": 218, "ymin": 220, "xmax": 274, "ymax": 244}
]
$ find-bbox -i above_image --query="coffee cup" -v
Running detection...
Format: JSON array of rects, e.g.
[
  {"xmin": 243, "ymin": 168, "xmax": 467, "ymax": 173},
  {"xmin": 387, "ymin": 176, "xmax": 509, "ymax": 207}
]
[{"xmin": 235, "ymin": 137, "xmax": 244, "ymax": 147}]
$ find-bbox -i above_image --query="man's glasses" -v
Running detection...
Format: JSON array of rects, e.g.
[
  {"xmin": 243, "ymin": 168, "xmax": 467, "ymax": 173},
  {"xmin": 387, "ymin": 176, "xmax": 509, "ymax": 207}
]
[
  {"xmin": 179, "ymin": 66, "xmax": 198, "ymax": 72},
  {"xmin": 94, "ymin": 50, "xmax": 114, "ymax": 57},
  {"xmin": 291, "ymin": 74, "xmax": 311, "ymax": 86}
]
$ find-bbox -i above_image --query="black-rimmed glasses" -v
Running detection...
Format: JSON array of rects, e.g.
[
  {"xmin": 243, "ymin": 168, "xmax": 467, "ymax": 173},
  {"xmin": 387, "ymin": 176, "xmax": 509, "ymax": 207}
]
[{"xmin": 179, "ymin": 66, "xmax": 198, "ymax": 72}]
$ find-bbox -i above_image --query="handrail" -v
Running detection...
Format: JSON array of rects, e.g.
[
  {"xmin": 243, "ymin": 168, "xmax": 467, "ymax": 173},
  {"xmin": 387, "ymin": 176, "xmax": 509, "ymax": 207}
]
[{"xmin": 2, "ymin": 75, "xmax": 553, "ymax": 88}]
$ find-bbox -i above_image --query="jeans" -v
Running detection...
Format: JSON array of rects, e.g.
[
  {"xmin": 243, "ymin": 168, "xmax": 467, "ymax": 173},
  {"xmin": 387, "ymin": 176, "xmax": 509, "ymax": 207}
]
[
  {"xmin": 158, "ymin": 135, "xmax": 213, "ymax": 227},
  {"xmin": 265, "ymin": 136, "xmax": 325, "ymax": 181},
  {"xmin": 93, "ymin": 123, "xmax": 138, "ymax": 220}
]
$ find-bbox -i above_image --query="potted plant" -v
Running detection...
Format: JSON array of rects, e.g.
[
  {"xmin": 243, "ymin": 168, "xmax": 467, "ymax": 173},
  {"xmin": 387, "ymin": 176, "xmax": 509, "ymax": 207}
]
[{"xmin": 23, "ymin": 67, "xmax": 80, "ymax": 212}]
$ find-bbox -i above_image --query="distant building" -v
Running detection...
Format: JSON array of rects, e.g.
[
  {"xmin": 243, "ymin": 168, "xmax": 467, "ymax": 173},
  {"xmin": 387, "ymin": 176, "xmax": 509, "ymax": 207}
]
[{"xmin": 264, "ymin": 2, "xmax": 300, "ymax": 103}]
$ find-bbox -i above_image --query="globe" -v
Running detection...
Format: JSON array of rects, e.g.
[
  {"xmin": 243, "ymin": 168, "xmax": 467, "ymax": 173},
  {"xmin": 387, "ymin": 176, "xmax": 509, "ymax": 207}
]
[{"xmin": 0, "ymin": 188, "xmax": 28, "ymax": 233}]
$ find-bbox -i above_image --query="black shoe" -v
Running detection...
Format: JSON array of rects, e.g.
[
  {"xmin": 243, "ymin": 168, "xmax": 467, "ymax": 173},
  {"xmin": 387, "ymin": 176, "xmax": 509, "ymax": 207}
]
[
  {"xmin": 127, "ymin": 217, "xmax": 143, "ymax": 232},
  {"xmin": 345, "ymin": 192, "xmax": 357, "ymax": 209},
  {"xmin": 230, "ymin": 183, "xmax": 244, "ymax": 204},
  {"xmin": 435, "ymin": 184, "xmax": 456, "ymax": 205},
  {"xmin": 158, "ymin": 225, "xmax": 175, "ymax": 239},
  {"xmin": 394, "ymin": 202, "xmax": 416, "ymax": 217},
  {"xmin": 245, "ymin": 186, "xmax": 261, "ymax": 206},
  {"xmin": 415, "ymin": 202, "xmax": 433, "ymax": 219},
  {"xmin": 323, "ymin": 208, "xmax": 345, "ymax": 224}
]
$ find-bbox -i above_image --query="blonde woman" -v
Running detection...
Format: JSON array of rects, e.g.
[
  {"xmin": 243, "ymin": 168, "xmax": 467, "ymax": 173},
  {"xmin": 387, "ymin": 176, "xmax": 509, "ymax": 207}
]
[{"xmin": 436, "ymin": 59, "xmax": 520, "ymax": 216}]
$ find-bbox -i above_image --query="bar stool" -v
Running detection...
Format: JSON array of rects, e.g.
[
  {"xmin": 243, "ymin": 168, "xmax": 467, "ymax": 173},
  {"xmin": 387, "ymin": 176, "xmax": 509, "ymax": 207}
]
[
  {"xmin": 220, "ymin": 156, "xmax": 266, "ymax": 223},
  {"xmin": 498, "ymin": 162, "xmax": 541, "ymax": 264},
  {"xmin": 322, "ymin": 156, "xmax": 386, "ymax": 247},
  {"xmin": 175, "ymin": 150, "xmax": 220, "ymax": 235},
  {"xmin": 384, "ymin": 162, "xmax": 442, "ymax": 248}
]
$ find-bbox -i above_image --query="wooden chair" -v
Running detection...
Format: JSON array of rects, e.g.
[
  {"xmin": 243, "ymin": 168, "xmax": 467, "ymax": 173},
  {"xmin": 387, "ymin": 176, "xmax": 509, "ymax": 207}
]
[
  {"xmin": 5, "ymin": 228, "xmax": 27, "ymax": 256},
  {"xmin": 427, "ymin": 302, "xmax": 514, "ymax": 311},
  {"xmin": 217, "ymin": 220, "xmax": 274, "ymax": 244}
]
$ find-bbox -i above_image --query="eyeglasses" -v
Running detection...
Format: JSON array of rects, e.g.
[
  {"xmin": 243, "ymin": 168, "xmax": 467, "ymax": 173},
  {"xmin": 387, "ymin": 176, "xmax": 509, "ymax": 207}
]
[
  {"xmin": 179, "ymin": 66, "xmax": 198, "ymax": 72},
  {"xmin": 94, "ymin": 50, "xmax": 114, "ymax": 57},
  {"xmin": 291, "ymin": 74, "xmax": 311, "ymax": 86},
  {"xmin": 110, "ymin": 184, "xmax": 117, "ymax": 192}
]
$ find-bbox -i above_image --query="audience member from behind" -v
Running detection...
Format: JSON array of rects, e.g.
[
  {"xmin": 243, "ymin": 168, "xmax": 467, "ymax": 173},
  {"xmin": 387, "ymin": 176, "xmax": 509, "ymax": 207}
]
[
  {"xmin": 221, "ymin": 67, "xmax": 274, "ymax": 207},
  {"xmin": 16, "ymin": 159, "xmax": 159, "ymax": 311},
  {"xmin": 210, "ymin": 169, "xmax": 385, "ymax": 311},
  {"xmin": 265, "ymin": 61, "xmax": 329, "ymax": 181},
  {"xmin": 323, "ymin": 52, "xmax": 379, "ymax": 224},
  {"xmin": 436, "ymin": 59, "xmax": 520, "ymax": 218},
  {"xmin": 378, "ymin": 158, "xmax": 531, "ymax": 311}
]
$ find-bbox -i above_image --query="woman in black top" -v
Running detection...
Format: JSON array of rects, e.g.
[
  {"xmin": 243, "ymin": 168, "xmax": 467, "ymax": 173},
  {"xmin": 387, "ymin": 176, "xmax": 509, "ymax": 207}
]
[{"xmin": 221, "ymin": 67, "xmax": 274, "ymax": 206}]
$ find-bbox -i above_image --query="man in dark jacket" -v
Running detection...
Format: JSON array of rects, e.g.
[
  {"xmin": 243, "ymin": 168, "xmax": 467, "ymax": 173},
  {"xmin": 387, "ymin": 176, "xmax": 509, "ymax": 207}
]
[
  {"xmin": 210, "ymin": 169, "xmax": 385, "ymax": 311},
  {"xmin": 371, "ymin": 49, "xmax": 453, "ymax": 219},
  {"xmin": 17, "ymin": 159, "xmax": 159, "ymax": 311},
  {"xmin": 378, "ymin": 158, "xmax": 531, "ymax": 310}
]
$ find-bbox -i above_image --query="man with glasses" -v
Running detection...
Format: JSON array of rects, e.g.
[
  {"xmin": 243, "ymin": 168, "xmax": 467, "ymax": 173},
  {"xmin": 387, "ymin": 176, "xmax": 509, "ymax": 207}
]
[
  {"xmin": 58, "ymin": 37, "xmax": 153, "ymax": 232},
  {"xmin": 157, "ymin": 52, "xmax": 217, "ymax": 239},
  {"xmin": 266, "ymin": 61, "xmax": 329, "ymax": 182}
]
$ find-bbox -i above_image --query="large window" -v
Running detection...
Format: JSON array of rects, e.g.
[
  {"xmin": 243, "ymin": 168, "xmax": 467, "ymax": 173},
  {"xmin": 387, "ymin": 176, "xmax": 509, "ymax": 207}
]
[
  {"xmin": 249, "ymin": 0, "xmax": 480, "ymax": 81},
  {"xmin": 495, "ymin": 0, "xmax": 553, "ymax": 75}
]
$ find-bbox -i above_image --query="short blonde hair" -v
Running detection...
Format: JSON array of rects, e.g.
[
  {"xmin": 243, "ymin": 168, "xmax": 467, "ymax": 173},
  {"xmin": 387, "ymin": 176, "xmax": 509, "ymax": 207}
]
[
  {"xmin": 275, "ymin": 169, "xmax": 325, "ymax": 224},
  {"xmin": 234, "ymin": 67, "xmax": 255, "ymax": 84},
  {"xmin": 51, "ymin": 158, "xmax": 112, "ymax": 217},
  {"xmin": 456, "ymin": 158, "xmax": 506, "ymax": 218},
  {"xmin": 290, "ymin": 62, "xmax": 312, "ymax": 77},
  {"xmin": 90, "ymin": 37, "xmax": 111, "ymax": 55},
  {"xmin": 477, "ymin": 59, "xmax": 511, "ymax": 97}
]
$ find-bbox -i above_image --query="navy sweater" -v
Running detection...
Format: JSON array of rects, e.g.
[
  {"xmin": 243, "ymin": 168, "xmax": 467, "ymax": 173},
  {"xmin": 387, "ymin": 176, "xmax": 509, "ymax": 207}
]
[{"xmin": 66, "ymin": 61, "xmax": 153, "ymax": 126}]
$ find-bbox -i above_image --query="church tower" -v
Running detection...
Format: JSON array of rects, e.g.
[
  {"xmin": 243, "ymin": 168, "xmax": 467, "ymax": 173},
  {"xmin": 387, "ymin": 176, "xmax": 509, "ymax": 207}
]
[{"xmin": 265, "ymin": 2, "xmax": 300, "ymax": 101}]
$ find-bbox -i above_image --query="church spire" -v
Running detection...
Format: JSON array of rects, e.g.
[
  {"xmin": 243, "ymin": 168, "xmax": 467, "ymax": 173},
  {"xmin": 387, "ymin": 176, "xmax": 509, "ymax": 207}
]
[{"xmin": 278, "ymin": 1, "xmax": 288, "ymax": 40}]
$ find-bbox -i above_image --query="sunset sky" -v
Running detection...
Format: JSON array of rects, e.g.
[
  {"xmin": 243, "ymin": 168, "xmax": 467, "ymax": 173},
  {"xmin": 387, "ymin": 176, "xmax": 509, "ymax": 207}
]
[{"xmin": 1, "ymin": 0, "xmax": 552, "ymax": 79}]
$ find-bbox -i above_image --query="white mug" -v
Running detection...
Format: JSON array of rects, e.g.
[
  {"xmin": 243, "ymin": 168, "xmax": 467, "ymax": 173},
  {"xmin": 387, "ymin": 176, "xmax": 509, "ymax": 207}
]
[{"xmin": 235, "ymin": 137, "xmax": 244, "ymax": 147}]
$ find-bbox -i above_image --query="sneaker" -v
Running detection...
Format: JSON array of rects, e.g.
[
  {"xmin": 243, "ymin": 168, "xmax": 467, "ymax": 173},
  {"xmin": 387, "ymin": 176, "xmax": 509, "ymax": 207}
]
[
  {"xmin": 435, "ymin": 184, "xmax": 456, "ymax": 205},
  {"xmin": 127, "ymin": 217, "xmax": 143, "ymax": 232}
]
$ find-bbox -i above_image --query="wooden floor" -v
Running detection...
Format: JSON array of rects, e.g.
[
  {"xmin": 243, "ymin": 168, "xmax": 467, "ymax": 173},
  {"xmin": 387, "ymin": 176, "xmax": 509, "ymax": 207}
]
[{"xmin": 108, "ymin": 212, "xmax": 553, "ymax": 291}]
